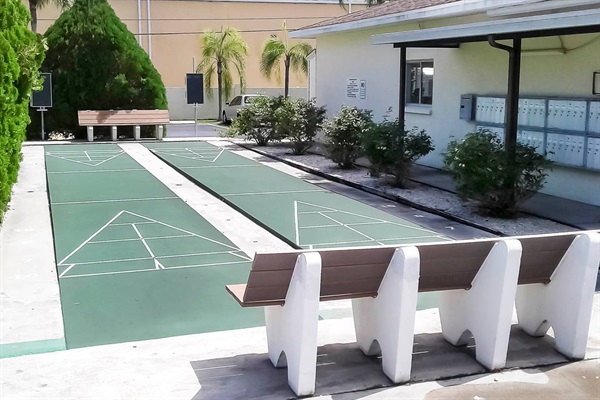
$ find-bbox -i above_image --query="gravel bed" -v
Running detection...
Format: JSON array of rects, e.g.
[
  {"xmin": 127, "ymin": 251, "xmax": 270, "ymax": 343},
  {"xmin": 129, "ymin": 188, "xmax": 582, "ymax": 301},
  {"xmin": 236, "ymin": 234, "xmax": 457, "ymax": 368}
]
[{"xmin": 232, "ymin": 141, "xmax": 574, "ymax": 236}]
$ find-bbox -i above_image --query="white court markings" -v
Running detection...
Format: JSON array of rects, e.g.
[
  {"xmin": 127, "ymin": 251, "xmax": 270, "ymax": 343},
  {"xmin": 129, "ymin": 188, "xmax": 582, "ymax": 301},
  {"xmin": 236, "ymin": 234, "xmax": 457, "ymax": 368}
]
[
  {"xmin": 151, "ymin": 147, "xmax": 224, "ymax": 163},
  {"xmin": 294, "ymin": 201, "xmax": 446, "ymax": 248},
  {"xmin": 46, "ymin": 149, "xmax": 125, "ymax": 167},
  {"xmin": 58, "ymin": 210, "xmax": 251, "ymax": 279}
]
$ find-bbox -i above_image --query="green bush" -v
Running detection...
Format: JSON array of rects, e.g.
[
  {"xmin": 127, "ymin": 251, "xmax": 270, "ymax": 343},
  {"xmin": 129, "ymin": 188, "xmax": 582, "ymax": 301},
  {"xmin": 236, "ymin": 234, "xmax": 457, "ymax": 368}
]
[
  {"xmin": 275, "ymin": 98, "xmax": 326, "ymax": 155},
  {"xmin": 228, "ymin": 96, "xmax": 284, "ymax": 146},
  {"xmin": 361, "ymin": 115, "xmax": 434, "ymax": 187},
  {"xmin": 323, "ymin": 106, "xmax": 373, "ymax": 169},
  {"xmin": 0, "ymin": 0, "xmax": 44, "ymax": 221},
  {"xmin": 28, "ymin": 0, "xmax": 167, "ymax": 140},
  {"xmin": 444, "ymin": 129, "xmax": 552, "ymax": 217}
]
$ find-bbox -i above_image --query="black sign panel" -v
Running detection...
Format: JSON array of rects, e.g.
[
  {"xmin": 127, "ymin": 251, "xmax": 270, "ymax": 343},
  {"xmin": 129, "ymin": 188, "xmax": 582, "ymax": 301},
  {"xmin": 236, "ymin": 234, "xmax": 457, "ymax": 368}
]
[
  {"xmin": 186, "ymin": 73, "xmax": 204, "ymax": 104},
  {"xmin": 31, "ymin": 72, "xmax": 52, "ymax": 108}
]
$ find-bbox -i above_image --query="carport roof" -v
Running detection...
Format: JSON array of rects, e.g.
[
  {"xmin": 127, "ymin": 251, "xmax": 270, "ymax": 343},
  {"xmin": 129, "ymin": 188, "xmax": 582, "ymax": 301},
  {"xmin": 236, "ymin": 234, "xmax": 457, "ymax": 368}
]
[{"xmin": 371, "ymin": 8, "xmax": 600, "ymax": 47}]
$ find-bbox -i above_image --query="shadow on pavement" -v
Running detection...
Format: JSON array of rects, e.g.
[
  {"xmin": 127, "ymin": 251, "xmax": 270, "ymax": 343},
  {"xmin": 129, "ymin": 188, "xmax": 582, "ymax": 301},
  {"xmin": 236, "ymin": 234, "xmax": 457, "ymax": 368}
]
[{"xmin": 191, "ymin": 326, "xmax": 568, "ymax": 399}]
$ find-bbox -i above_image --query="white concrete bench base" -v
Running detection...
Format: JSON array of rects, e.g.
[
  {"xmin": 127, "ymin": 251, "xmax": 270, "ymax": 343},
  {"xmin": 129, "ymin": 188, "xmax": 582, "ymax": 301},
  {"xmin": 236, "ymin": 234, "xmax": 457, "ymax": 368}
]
[
  {"xmin": 264, "ymin": 252, "xmax": 322, "ymax": 397},
  {"xmin": 352, "ymin": 247, "xmax": 420, "ymax": 383},
  {"xmin": 516, "ymin": 231, "xmax": 600, "ymax": 359},
  {"xmin": 438, "ymin": 239, "xmax": 522, "ymax": 370}
]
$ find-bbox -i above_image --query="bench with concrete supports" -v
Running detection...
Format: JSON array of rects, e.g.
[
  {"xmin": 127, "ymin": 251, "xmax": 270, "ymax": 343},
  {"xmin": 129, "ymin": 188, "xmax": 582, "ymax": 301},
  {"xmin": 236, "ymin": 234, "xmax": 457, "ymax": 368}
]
[
  {"xmin": 77, "ymin": 110, "xmax": 170, "ymax": 142},
  {"xmin": 225, "ymin": 231, "xmax": 600, "ymax": 396}
]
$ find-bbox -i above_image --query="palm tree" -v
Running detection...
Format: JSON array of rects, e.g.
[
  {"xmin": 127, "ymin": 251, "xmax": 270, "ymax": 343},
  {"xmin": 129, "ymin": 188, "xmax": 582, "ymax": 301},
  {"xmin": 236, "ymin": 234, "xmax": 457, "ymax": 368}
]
[
  {"xmin": 29, "ymin": 0, "xmax": 73, "ymax": 33},
  {"xmin": 197, "ymin": 27, "xmax": 248, "ymax": 121},
  {"xmin": 260, "ymin": 22, "xmax": 313, "ymax": 98}
]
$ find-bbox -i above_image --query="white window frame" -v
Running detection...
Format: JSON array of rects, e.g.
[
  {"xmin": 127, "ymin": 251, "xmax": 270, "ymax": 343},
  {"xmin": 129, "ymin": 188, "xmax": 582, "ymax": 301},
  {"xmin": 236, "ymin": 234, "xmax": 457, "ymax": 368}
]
[{"xmin": 406, "ymin": 60, "xmax": 434, "ymax": 108}]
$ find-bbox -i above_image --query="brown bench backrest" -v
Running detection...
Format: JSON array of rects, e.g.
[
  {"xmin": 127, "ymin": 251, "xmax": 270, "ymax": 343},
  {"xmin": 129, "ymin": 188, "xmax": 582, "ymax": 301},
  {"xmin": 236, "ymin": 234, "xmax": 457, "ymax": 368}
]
[
  {"xmin": 518, "ymin": 233, "xmax": 576, "ymax": 284},
  {"xmin": 234, "ymin": 233, "xmax": 582, "ymax": 307},
  {"xmin": 243, "ymin": 247, "xmax": 398, "ymax": 306},
  {"xmin": 241, "ymin": 240, "xmax": 502, "ymax": 306},
  {"xmin": 78, "ymin": 110, "xmax": 170, "ymax": 126},
  {"xmin": 416, "ymin": 240, "xmax": 496, "ymax": 292}
]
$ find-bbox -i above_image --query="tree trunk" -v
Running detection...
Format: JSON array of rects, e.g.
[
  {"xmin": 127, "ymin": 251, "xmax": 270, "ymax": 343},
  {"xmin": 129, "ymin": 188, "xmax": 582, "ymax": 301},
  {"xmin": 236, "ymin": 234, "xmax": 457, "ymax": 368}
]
[
  {"xmin": 284, "ymin": 55, "xmax": 290, "ymax": 98},
  {"xmin": 217, "ymin": 62, "xmax": 223, "ymax": 121},
  {"xmin": 30, "ymin": 1, "xmax": 38, "ymax": 33}
]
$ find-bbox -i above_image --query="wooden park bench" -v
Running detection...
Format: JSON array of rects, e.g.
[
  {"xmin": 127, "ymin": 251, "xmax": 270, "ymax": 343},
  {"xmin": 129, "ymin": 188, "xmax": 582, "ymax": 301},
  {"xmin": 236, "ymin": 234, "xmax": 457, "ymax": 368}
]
[
  {"xmin": 77, "ymin": 109, "xmax": 170, "ymax": 142},
  {"xmin": 226, "ymin": 231, "xmax": 600, "ymax": 396}
]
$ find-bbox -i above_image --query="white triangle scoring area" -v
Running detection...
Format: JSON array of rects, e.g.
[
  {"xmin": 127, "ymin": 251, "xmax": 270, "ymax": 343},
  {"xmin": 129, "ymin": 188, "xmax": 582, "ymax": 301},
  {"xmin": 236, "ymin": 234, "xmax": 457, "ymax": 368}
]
[
  {"xmin": 293, "ymin": 200, "xmax": 439, "ymax": 248},
  {"xmin": 46, "ymin": 150, "xmax": 124, "ymax": 167},
  {"xmin": 58, "ymin": 210, "xmax": 250, "ymax": 278},
  {"xmin": 152, "ymin": 147, "xmax": 224, "ymax": 163}
]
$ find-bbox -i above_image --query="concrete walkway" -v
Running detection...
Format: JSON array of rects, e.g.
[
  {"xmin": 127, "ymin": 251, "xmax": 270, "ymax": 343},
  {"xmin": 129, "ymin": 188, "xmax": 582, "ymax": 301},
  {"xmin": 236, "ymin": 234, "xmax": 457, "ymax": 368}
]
[{"xmin": 1, "ymin": 141, "xmax": 599, "ymax": 399}]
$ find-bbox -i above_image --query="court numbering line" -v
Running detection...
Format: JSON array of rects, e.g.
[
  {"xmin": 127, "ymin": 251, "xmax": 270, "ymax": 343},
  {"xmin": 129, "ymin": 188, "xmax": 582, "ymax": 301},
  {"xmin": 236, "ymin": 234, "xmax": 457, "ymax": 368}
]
[
  {"xmin": 53, "ymin": 197, "xmax": 179, "ymax": 205},
  {"xmin": 48, "ymin": 169, "xmax": 147, "ymax": 174},
  {"xmin": 223, "ymin": 189, "xmax": 327, "ymax": 197}
]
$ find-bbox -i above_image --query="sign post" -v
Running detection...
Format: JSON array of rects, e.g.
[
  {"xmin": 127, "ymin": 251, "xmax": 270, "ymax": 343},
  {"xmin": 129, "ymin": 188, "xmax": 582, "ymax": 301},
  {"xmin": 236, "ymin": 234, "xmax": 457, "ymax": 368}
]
[
  {"xmin": 31, "ymin": 73, "xmax": 52, "ymax": 140},
  {"xmin": 186, "ymin": 72, "xmax": 204, "ymax": 137}
]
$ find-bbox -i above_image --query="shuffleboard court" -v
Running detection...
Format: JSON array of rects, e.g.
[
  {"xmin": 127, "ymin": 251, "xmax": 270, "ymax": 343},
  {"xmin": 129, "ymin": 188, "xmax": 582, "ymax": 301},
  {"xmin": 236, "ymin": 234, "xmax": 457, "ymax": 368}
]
[
  {"xmin": 45, "ymin": 144, "xmax": 263, "ymax": 349},
  {"xmin": 145, "ymin": 142, "xmax": 448, "ymax": 249}
]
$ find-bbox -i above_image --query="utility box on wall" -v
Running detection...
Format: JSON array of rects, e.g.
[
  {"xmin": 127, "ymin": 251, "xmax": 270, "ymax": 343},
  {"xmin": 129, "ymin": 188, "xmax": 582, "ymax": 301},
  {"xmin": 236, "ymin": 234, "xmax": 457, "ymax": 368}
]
[{"xmin": 460, "ymin": 94, "xmax": 475, "ymax": 120}]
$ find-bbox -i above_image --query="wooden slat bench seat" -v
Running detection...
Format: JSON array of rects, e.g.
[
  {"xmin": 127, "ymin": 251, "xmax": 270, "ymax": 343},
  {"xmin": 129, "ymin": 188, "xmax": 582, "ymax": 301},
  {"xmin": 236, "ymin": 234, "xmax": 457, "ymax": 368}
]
[
  {"xmin": 224, "ymin": 231, "xmax": 599, "ymax": 396},
  {"xmin": 77, "ymin": 109, "xmax": 170, "ymax": 142}
]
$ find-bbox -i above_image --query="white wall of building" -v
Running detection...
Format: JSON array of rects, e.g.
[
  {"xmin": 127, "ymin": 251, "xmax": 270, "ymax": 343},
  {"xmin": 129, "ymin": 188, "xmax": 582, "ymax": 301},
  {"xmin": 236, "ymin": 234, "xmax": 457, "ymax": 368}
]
[{"xmin": 313, "ymin": 28, "xmax": 600, "ymax": 205}]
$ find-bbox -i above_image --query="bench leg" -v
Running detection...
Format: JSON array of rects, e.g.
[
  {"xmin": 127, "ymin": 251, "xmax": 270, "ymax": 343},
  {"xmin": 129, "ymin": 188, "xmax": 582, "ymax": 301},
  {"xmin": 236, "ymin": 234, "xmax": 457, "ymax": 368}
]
[
  {"xmin": 87, "ymin": 126, "xmax": 94, "ymax": 142},
  {"xmin": 134, "ymin": 125, "xmax": 141, "ymax": 141},
  {"xmin": 156, "ymin": 125, "xmax": 164, "ymax": 140},
  {"xmin": 352, "ymin": 246, "xmax": 420, "ymax": 383},
  {"xmin": 264, "ymin": 252, "xmax": 321, "ymax": 397},
  {"xmin": 111, "ymin": 126, "xmax": 117, "ymax": 141},
  {"xmin": 516, "ymin": 232, "xmax": 600, "ymax": 359},
  {"xmin": 438, "ymin": 239, "xmax": 522, "ymax": 370}
]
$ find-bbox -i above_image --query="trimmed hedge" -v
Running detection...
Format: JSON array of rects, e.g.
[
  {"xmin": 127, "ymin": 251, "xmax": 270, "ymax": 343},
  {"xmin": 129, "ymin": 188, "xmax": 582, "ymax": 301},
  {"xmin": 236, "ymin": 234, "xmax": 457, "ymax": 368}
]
[
  {"xmin": 0, "ymin": 0, "xmax": 44, "ymax": 222},
  {"xmin": 29, "ymin": 0, "xmax": 167, "ymax": 140}
]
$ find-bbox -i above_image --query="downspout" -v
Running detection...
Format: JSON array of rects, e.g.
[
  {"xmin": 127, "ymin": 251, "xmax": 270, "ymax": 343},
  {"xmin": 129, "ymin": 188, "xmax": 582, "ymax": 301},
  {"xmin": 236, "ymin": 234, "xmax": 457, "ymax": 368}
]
[
  {"xmin": 398, "ymin": 46, "xmax": 407, "ymax": 128},
  {"xmin": 487, "ymin": 35, "xmax": 521, "ymax": 150},
  {"xmin": 137, "ymin": 0, "xmax": 142, "ymax": 46},
  {"xmin": 147, "ymin": 0, "xmax": 152, "ymax": 59}
]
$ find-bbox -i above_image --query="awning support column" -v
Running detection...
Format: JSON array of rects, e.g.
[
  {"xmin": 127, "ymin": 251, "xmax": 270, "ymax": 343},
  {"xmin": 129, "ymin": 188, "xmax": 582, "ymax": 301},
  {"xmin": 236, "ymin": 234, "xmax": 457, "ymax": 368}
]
[
  {"xmin": 398, "ymin": 46, "xmax": 407, "ymax": 128},
  {"xmin": 488, "ymin": 35, "xmax": 522, "ymax": 150}
]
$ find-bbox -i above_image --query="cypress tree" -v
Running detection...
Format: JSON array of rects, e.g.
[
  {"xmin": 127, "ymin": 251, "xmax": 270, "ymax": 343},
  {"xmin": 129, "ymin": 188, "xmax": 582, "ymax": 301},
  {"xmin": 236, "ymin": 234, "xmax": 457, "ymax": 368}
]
[
  {"xmin": 37, "ymin": 0, "xmax": 167, "ymax": 139},
  {"xmin": 0, "ymin": 0, "xmax": 44, "ymax": 220}
]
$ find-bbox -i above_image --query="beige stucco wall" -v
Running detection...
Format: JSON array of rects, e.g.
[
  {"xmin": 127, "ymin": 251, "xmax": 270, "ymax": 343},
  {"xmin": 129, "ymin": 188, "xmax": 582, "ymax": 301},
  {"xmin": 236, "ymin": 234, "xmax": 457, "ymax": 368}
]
[
  {"xmin": 29, "ymin": 0, "xmax": 360, "ymax": 89},
  {"xmin": 314, "ymin": 22, "xmax": 600, "ymax": 205},
  {"xmin": 28, "ymin": 0, "xmax": 363, "ymax": 119}
]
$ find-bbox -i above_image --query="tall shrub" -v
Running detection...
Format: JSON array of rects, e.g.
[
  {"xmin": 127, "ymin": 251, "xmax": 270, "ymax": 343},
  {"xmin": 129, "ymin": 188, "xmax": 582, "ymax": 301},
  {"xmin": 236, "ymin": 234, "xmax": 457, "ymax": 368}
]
[
  {"xmin": 444, "ymin": 129, "xmax": 552, "ymax": 217},
  {"xmin": 323, "ymin": 106, "xmax": 373, "ymax": 169},
  {"xmin": 228, "ymin": 96, "xmax": 284, "ymax": 146},
  {"xmin": 30, "ymin": 0, "xmax": 167, "ymax": 139},
  {"xmin": 0, "ymin": 0, "xmax": 44, "ymax": 221},
  {"xmin": 275, "ymin": 98, "xmax": 326, "ymax": 155},
  {"xmin": 361, "ymin": 115, "xmax": 434, "ymax": 187}
]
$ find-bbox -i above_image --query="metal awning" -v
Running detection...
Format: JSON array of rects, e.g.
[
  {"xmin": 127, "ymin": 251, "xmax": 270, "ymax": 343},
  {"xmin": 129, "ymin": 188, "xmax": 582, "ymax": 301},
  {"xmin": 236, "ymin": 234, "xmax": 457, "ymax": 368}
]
[
  {"xmin": 372, "ymin": 9, "xmax": 600, "ymax": 47},
  {"xmin": 372, "ymin": 8, "xmax": 600, "ymax": 154}
]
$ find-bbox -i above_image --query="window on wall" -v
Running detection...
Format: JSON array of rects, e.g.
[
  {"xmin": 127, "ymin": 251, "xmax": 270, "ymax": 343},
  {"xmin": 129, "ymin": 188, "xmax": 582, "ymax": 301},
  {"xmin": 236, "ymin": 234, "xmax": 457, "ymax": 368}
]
[{"xmin": 406, "ymin": 61, "xmax": 434, "ymax": 105}]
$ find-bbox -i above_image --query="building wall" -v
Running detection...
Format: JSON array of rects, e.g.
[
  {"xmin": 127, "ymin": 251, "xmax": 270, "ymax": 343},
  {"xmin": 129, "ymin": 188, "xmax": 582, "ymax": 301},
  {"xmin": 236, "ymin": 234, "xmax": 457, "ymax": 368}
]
[{"xmin": 314, "ymin": 25, "xmax": 600, "ymax": 205}]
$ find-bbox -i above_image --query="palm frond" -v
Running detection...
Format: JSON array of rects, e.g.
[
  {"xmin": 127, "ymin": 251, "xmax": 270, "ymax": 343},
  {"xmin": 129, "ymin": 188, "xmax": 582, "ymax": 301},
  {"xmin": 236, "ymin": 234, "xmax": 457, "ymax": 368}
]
[
  {"xmin": 260, "ymin": 37, "xmax": 285, "ymax": 81},
  {"xmin": 203, "ymin": 63, "xmax": 216, "ymax": 99},
  {"xmin": 288, "ymin": 42, "xmax": 313, "ymax": 75}
]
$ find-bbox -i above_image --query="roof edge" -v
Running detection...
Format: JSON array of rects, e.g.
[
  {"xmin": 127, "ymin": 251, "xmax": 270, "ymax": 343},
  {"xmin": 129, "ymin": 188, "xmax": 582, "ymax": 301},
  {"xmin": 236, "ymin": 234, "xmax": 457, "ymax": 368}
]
[
  {"xmin": 289, "ymin": 0, "xmax": 525, "ymax": 38},
  {"xmin": 371, "ymin": 8, "xmax": 600, "ymax": 46}
]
